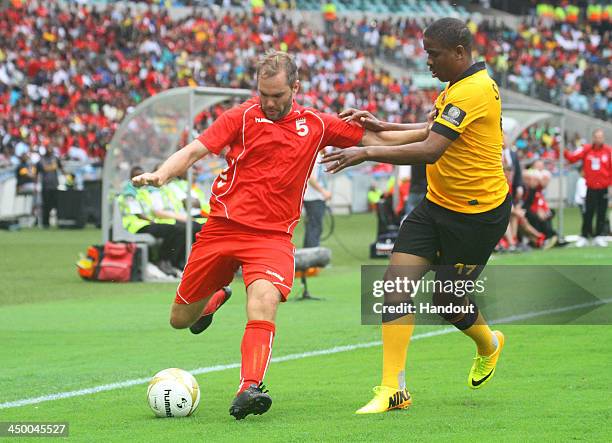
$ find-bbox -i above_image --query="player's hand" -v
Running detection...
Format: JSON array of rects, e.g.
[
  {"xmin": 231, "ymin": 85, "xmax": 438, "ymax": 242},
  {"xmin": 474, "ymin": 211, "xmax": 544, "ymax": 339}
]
[
  {"xmin": 427, "ymin": 108, "xmax": 437, "ymax": 131},
  {"xmin": 322, "ymin": 190, "xmax": 332, "ymax": 201},
  {"xmin": 132, "ymin": 172, "xmax": 166, "ymax": 187},
  {"xmin": 321, "ymin": 147, "xmax": 368, "ymax": 174},
  {"xmin": 340, "ymin": 109, "xmax": 385, "ymax": 132}
]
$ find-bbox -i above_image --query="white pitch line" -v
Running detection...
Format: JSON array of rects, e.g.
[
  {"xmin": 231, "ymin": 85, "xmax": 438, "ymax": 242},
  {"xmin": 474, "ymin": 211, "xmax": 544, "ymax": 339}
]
[
  {"xmin": 489, "ymin": 298, "xmax": 612, "ymax": 324},
  {"xmin": 1, "ymin": 298, "xmax": 610, "ymax": 410}
]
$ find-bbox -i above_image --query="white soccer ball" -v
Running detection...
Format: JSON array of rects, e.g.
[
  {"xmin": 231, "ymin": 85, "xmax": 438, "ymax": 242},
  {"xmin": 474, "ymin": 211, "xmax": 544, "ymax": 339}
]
[{"xmin": 147, "ymin": 368, "xmax": 200, "ymax": 418}]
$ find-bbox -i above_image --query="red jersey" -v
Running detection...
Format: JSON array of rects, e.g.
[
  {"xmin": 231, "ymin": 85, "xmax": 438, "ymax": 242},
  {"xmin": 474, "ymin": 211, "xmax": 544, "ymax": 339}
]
[
  {"xmin": 564, "ymin": 143, "xmax": 612, "ymax": 190},
  {"xmin": 197, "ymin": 97, "xmax": 364, "ymax": 234},
  {"xmin": 530, "ymin": 190, "xmax": 550, "ymax": 214}
]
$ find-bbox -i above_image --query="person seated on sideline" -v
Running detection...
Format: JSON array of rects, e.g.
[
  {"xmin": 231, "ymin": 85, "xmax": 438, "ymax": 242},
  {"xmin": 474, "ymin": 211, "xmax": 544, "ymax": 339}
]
[
  {"xmin": 119, "ymin": 166, "xmax": 188, "ymax": 276},
  {"xmin": 133, "ymin": 167, "xmax": 203, "ymax": 260},
  {"xmin": 522, "ymin": 169, "xmax": 557, "ymax": 249},
  {"xmin": 497, "ymin": 150, "xmax": 542, "ymax": 252},
  {"xmin": 163, "ymin": 174, "xmax": 210, "ymax": 224}
]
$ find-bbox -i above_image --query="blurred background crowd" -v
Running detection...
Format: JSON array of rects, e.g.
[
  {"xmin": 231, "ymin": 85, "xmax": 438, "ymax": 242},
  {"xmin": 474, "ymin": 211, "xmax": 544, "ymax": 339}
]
[{"xmin": 0, "ymin": 0, "xmax": 610, "ymax": 253}]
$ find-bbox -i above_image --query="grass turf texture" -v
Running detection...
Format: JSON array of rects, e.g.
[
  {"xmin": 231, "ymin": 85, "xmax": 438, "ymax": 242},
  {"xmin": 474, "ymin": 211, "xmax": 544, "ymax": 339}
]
[{"xmin": 1, "ymin": 207, "xmax": 610, "ymax": 441}]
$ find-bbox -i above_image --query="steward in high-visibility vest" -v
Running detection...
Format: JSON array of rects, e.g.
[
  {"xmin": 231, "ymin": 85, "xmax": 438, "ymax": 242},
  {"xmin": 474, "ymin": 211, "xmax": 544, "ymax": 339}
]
[
  {"xmin": 152, "ymin": 0, "xmax": 173, "ymax": 8},
  {"xmin": 176, "ymin": 179, "xmax": 211, "ymax": 219},
  {"xmin": 602, "ymin": 4, "xmax": 612, "ymax": 22},
  {"xmin": 162, "ymin": 183, "xmax": 187, "ymax": 215},
  {"xmin": 566, "ymin": 4, "xmax": 580, "ymax": 24},
  {"xmin": 587, "ymin": 4, "xmax": 602, "ymax": 23},
  {"xmin": 554, "ymin": 6, "xmax": 566, "ymax": 22},
  {"xmin": 322, "ymin": 1, "xmax": 337, "ymax": 22},
  {"xmin": 536, "ymin": 3, "xmax": 554, "ymax": 19},
  {"xmin": 164, "ymin": 179, "xmax": 209, "ymax": 224},
  {"xmin": 368, "ymin": 187, "xmax": 383, "ymax": 211},
  {"xmin": 251, "ymin": 0, "xmax": 264, "ymax": 15},
  {"xmin": 116, "ymin": 191, "xmax": 186, "ymax": 272},
  {"xmin": 191, "ymin": 185, "xmax": 211, "ymax": 218},
  {"xmin": 117, "ymin": 193, "xmax": 151, "ymax": 234},
  {"xmin": 134, "ymin": 186, "xmax": 179, "ymax": 225}
]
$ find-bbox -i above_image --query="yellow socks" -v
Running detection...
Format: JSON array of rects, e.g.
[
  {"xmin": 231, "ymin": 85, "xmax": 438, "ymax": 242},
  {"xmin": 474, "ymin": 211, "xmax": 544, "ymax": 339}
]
[
  {"xmin": 462, "ymin": 313, "xmax": 498, "ymax": 356},
  {"xmin": 381, "ymin": 320, "xmax": 415, "ymax": 389}
]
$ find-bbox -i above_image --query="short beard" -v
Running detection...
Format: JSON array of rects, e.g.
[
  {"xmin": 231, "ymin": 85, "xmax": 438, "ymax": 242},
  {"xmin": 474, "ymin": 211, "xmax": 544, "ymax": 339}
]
[{"xmin": 269, "ymin": 97, "xmax": 293, "ymax": 121}]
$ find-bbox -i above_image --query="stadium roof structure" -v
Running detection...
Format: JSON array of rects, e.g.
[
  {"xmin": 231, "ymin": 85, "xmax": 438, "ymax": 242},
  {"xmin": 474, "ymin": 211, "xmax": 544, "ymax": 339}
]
[
  {"xmin": 102, "ymin": 87, "xmax": 252, "ymax": 245},
  {"xmin": 502, "ymin": 105, "xmax": 565, "ymax": 147}
]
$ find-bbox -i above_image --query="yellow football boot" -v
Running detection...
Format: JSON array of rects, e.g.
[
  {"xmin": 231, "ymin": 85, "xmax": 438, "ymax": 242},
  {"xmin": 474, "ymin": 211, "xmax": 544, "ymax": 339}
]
[
  {"xmin": 355, "ymin": 386, "xmax": 412, "ymax": 414},
  {"xmin": 468, "ymin": 330, "xmax": 505, "ymax": 389}
]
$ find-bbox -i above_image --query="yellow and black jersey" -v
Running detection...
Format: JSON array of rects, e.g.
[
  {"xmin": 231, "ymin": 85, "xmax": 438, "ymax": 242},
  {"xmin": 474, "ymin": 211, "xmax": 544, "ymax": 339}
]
[{"xmin": 428, "ymin": 61, "xmax": 508, "ymax": 214}]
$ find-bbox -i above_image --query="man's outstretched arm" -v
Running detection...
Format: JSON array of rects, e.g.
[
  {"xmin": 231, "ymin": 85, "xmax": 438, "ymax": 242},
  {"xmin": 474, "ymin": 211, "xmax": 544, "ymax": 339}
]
[
  {"xmin": 340, "ymin": 108, "xmax": 431, "ymax": 131},
  {"xmin": 361, "ymin": 126, "xmax": 429, "ymax": 147},
  {"xmin": 322, "ymin": 131, "xmax": 453, "ymax": 174},
  {"xmin": 132, "ymin": 139, "xmax": 211, "ymax": 187},
  {"xmin": 344, "ymin": 108, "xmax": 436, "ymax": 147}
]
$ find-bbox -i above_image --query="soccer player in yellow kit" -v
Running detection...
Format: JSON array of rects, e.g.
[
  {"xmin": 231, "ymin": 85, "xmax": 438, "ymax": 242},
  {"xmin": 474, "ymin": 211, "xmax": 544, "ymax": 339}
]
[{"xmin": 324, "ymin": 17, "xmax": 510, "ymax": 413}]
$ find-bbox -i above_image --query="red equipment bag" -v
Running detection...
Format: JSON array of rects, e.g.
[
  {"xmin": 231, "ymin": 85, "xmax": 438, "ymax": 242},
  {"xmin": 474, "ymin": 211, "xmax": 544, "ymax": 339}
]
[{"xmin": 96, "ymin": 242, "xmax": 137, "ymax": 282}]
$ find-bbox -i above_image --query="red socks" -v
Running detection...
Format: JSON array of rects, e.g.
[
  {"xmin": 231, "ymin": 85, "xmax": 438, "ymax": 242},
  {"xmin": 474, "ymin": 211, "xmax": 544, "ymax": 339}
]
[{"xmin": 238, "ymin": 320, "xmax": 276, "ymax": 394}]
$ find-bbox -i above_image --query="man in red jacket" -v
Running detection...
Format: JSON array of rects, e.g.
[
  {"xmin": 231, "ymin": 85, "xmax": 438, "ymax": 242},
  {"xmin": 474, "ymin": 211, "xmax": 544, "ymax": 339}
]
[{"xmin": 564, "ymin": 129, "xmax": 611, "ymax": 247}]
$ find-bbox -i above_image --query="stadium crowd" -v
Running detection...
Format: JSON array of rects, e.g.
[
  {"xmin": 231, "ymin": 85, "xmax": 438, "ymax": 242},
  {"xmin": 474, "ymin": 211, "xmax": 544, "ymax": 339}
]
[
  {"xmin": 0, "ymin": 1, "xmax": 434, "ymax": 167},
  {"xmin": 367, "ymin": 9, "xmax": 611, "ymax": 120},
  {"xmin": 476, "ymin": 15, "xmax": 611, "ymax": 120},
  {"xmin": 0, "ymin": 1, "xmax": 608, "ymax": 252},
  {"xmin": 2, "ymin": 1, "xmax": 609, "ymax": 171}
]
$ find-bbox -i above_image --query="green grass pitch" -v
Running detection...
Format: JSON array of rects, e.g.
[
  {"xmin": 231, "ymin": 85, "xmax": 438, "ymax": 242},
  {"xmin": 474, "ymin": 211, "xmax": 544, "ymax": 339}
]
[{"xmin": 1, "ymin": 208, "xmax": 610, "ymax": 441}]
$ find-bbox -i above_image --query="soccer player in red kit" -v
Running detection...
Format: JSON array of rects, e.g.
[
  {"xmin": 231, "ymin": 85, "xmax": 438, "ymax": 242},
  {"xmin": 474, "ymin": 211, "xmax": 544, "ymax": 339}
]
[{"xmin": 132, "ymin": 50, "xmax": 429, "ymax": 420}]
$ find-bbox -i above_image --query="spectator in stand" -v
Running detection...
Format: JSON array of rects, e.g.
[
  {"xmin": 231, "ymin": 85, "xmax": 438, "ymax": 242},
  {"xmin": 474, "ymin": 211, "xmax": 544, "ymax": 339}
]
[
  {"xmin": 481, "ymin": 16, "xmax": 610, "ymax": 120},
  {"xmin": 378, "ymin": 13, "xmax": 611, "ymax": 121},
  {"xmin": 563, "ymin": 128, "xmax": 612, "ymax": 247},
  {"xmin": 0, "ymin": 2, "xmax": 437, "ymax": 170},
  {"xmin": 522, "ymin": 169, "xmax": 558, "ymax": 249}
]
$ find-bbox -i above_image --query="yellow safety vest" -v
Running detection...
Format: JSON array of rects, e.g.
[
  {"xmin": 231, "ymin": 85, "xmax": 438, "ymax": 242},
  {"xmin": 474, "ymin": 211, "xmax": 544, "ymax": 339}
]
[
  {"xmin": 322, "ymin": 2, "xmax": 337, "ymax": 21},
  {"xmin": 117, "ymin": 194, "xmax": 150, "ymax": 234},
  {"xmin": 173, "ymin": 179, "xmax": 209, "ymax": 223},
  {"xmin": 566, "ymin": 5, "xmax": 580, "ymax": 23},
  {"xmin": 588, "ymin": 4, "xmax": 602, "ymax": 22},
  {"xmin": 251, "ymin": 0, "xmax": 264, "ymax": 14},
  {"xmin": 537, "ymin": 3, "xmax": 554, "ymax": 18},
  {"xmin": 554, "ymin": 6, "xmax": 566, "ymax": 22},
  {"xmin": 137, "ymin": 188, "xmax": 176, "ymax": 225}
]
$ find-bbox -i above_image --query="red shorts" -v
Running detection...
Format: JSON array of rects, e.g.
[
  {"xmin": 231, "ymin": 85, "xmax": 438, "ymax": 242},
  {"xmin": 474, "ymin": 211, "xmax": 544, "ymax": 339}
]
[{"xmin": 175, "ymin": 217, "xmax": 295, "ymax": 304}]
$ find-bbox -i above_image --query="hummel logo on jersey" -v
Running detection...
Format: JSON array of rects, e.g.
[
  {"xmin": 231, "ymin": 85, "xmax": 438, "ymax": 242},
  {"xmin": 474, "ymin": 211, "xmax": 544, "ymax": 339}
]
[
  {"xmin": 265, "ymin": 270, "xmax": 285, "ymax": 282},
  {"xmin": 471, "ymin": 369, "xmax": 494, "ymax": 387},
  {"xmin": 388, "ymin": 389, "xmax": 410, "ymax": 408},
  {"xmin": 255, "ymin": 117, "xmax": 273, "ymax": 124}
]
